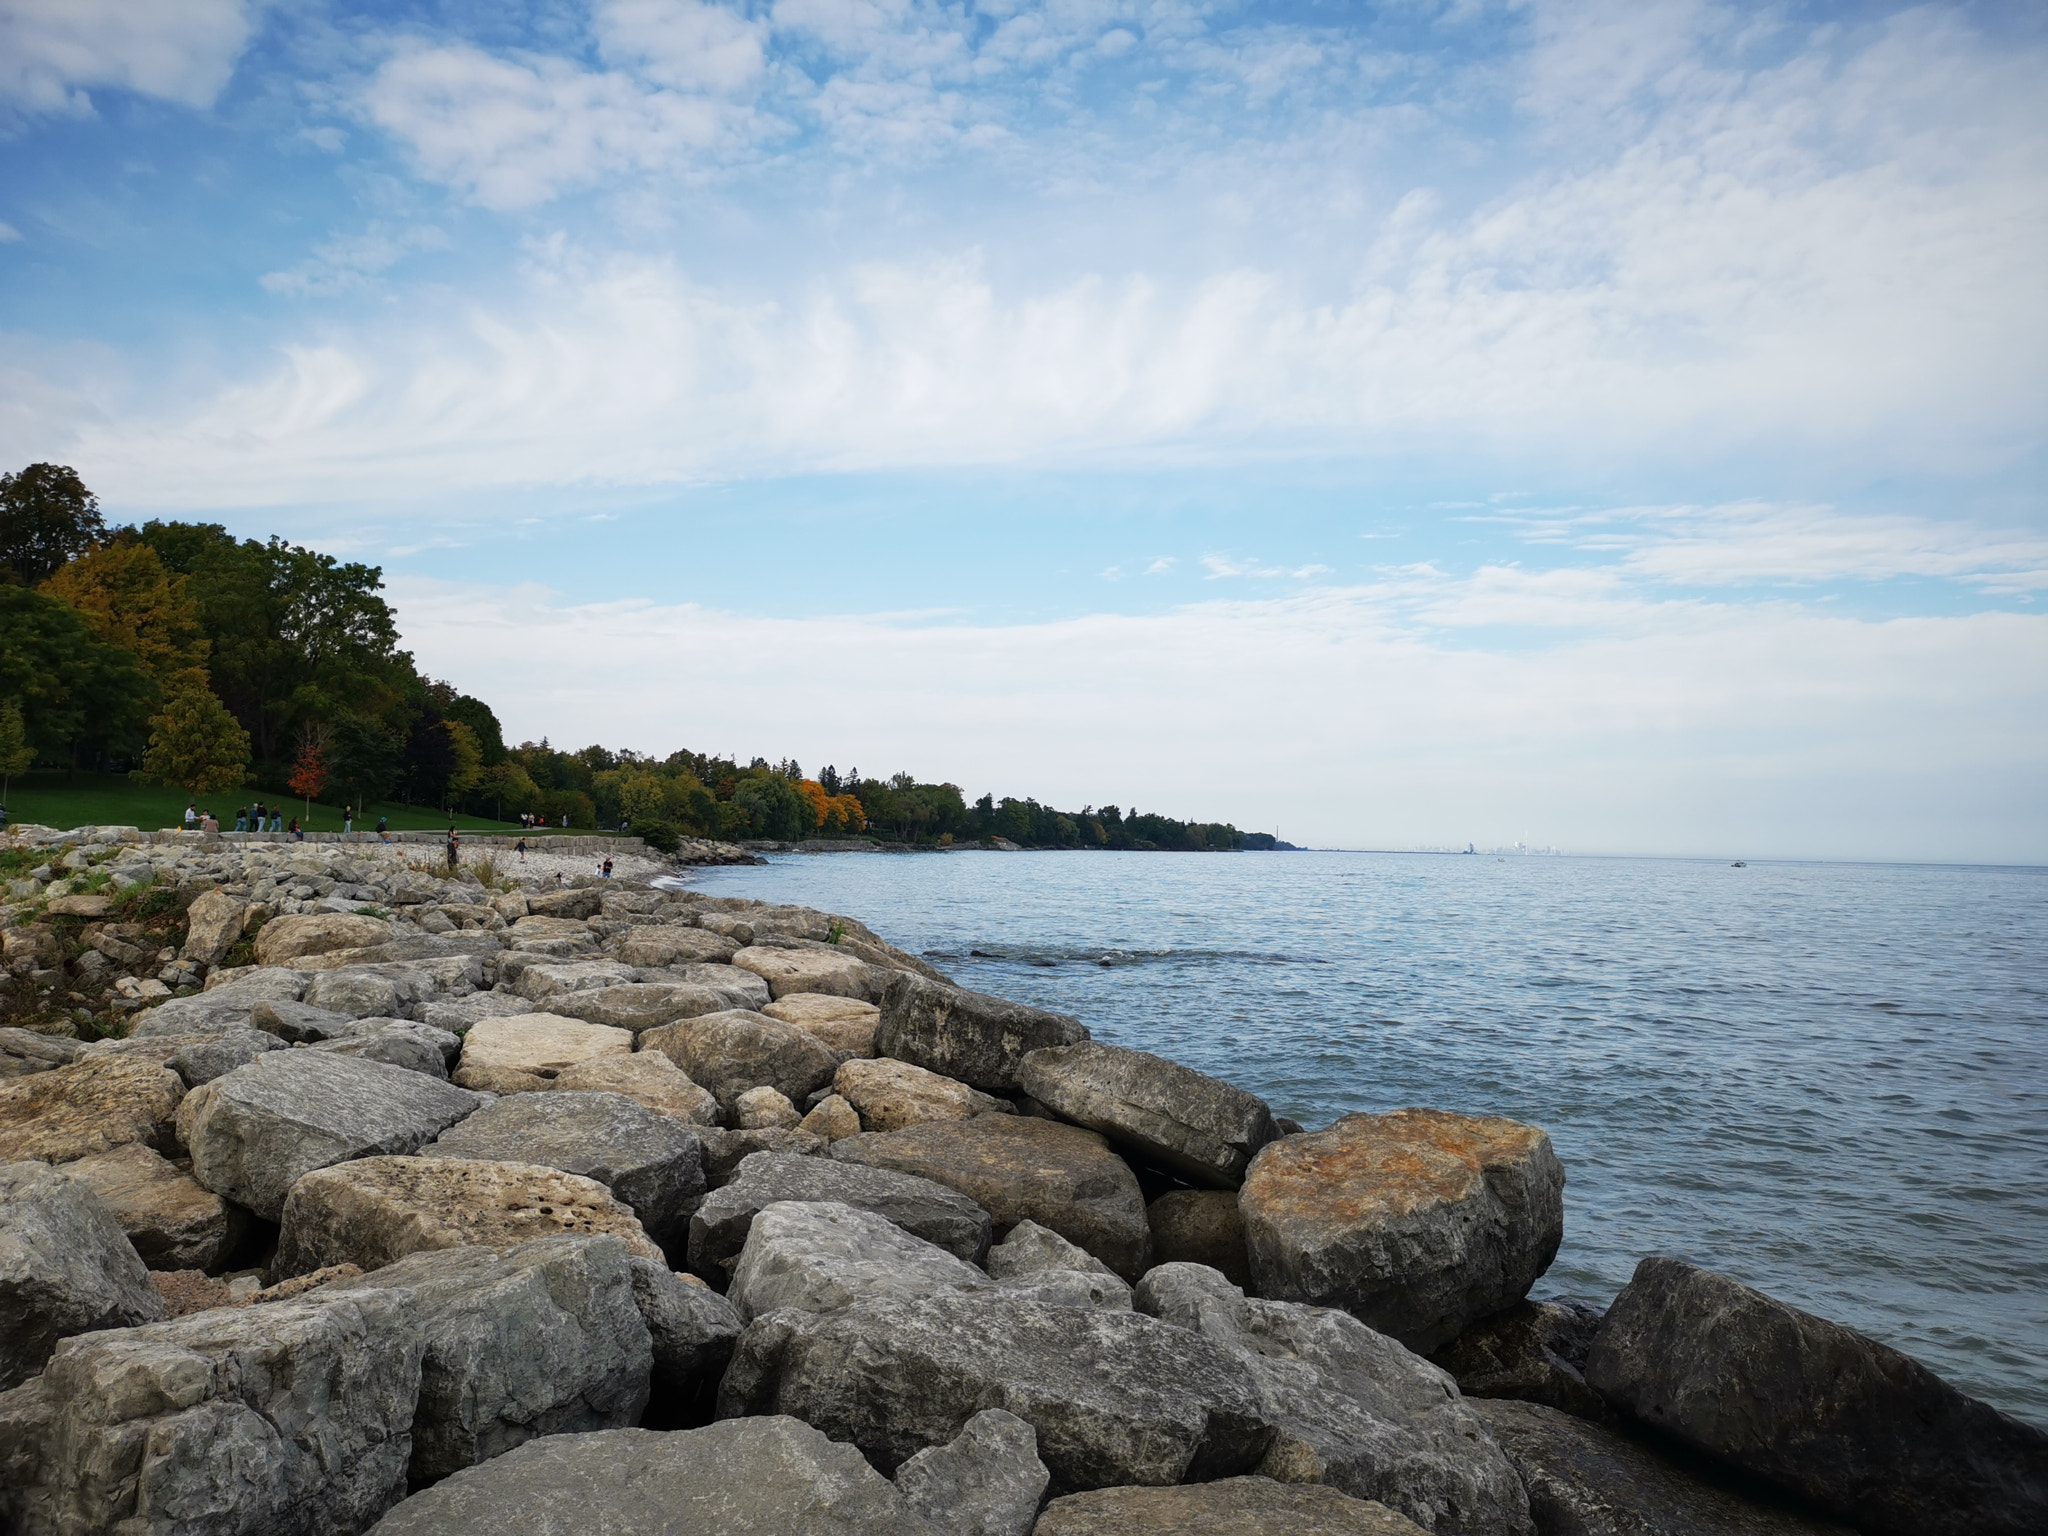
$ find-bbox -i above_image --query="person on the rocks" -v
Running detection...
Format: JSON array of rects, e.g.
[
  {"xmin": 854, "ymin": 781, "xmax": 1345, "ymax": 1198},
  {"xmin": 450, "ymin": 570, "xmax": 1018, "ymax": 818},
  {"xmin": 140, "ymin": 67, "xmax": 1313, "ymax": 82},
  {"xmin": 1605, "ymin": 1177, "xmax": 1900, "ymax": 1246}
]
[
  {"xmin": 601, "ymin": 855, "xmax": 614, "ymax": 879},
  {"xmin": 445, "ymin": 829, "xmax": 460, "ymax": 871},
  {"xmin": 515, "ymin": 837, "xmax": 527, "ymax": 862}
]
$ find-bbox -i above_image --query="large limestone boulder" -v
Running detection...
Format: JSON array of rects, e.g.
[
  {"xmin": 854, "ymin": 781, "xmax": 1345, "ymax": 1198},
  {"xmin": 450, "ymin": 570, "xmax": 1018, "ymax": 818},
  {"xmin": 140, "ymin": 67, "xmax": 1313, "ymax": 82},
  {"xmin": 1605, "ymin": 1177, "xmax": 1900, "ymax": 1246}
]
[
  {"xmin": 893, "ymin": 1408, "xmax": 1049, "ymax": 1536},
  {"xmin": 663, "ymin": 960, "xmax": 773, "ymax": 1011},
  {"xmin": 639, "ymin": 1008, "xmax": 841, "ymax": 1116},
  {"xmin": 301, "ymin": 963, "xmax": 431, "ymax": 1020},
  {"xmin": 1429, "ymin": 1297, "xmax": 1611, "ymax": 1423},
  {"xmin": 616, "ymin": 926, "xmax": 739, "ymax": 967},
  {"xmin": 59, "ymin": 1142, "xmax": 246, "ymax": 1271},
  {"xmin": 1470, "ymin": 1397, "xmax": 1857, "ymax": 1536},
  {"xmin": 1149, "ymin": 1188, "xmax": 1254, "ymax": 1289},
  {"xmin": 252, "ymin": 996, "xmax": 361, "ymax": 1041},
  {"xmin": 689, "ymin": 1149, "xmax": 993, "ymax": 1278},
  {"xmin": 1018, "ymin": 1041, "xmax": 1277, "ymax": 1187},
  {"xmin": 1135, "ymin": 1262, "xmax": 1532, "ymax": 1536},
  {"xmin": 1240, "ymin": 1109, "xmax": 1564, "ymax": 1350},
  {"xmin": 546, "ymin": 980, "xmax": 738, "ymax": 1033},
  {"xmin": 698, "ymin": 1124, "xmax": 828, "ymax": 1186},
  {"xmin": 421, "ymin": 1090, "xmax": 705, "ymax": 1247},
  {"xmin": 553, "ymin": 1050, "xmax": 720, "ymax": 1125},
  {"xmin": 764, "ymin": 992, "xmax": 882, "ymax": 1056},
  {"xmin": 525, "ymin": 886, "xmax": 605, "ymax": 920},
  {"xmin": 732, "ymin": 943, "xmax": 877, "ymax": 1000},
  {"xmin": 836, "ymin": 1055, "xmax": 1013, "ymax": 1131},
  {"xmin": 987, "ymin": 1219, "xmax": 1133, "ymax": 1311},
  {"xmin": 179, "ymin": 1051, "xmax": 485, "ymax": 1221},
  {"xmin": 514, "ymin": 958, "xmax": 640, "ymax": 1002},
  {"xmin": 1035, "ymin": 1478, "xmax": 1430, "ymax": 1535},
  {"xmin": 254, "ymin": 910, "xmax": 394, "ymax": 965},
  {"xmin": 457, "ymin": 1012, "xmax": 632, "ymax": 1082},
  {"xmin": 722, "ymin": 1288, "xmax": 1275, "ymax": 1489},
  {"xmin": 366, "ymin": 1418, "xmax": 935, "ymax": 1535},
  {"xmin": 0, "ymin": 1054, "xmax": 184, "ymax": 1164},
  {"xmin": 276, "ymin": 1155, "xmax": 665, "ymax": 1276},
  {"xmin": 180, "ymin": 887, "xmax": 248, "ymax": 966},
  {"xmin": 421, "ymin": 991, "xmax": 533, "ymax": 1035},
  {"xmin": 727, "ymin": 1200, "xmax": 988, "ymax": 1320},
  {"xmin": 0, "ymin": 1286, "xmax": 423, "ymax": 1536},
  {"xmin": 832, "ymin": 1114, "xmax": 1151, "ymax": 1279},
  {"xmin": 877, "ymin": 971, "xmax": 1089, "ymax": 1091},
  {"xmin": 321, "ymin": 1236, "xmax": 653, "ymax": 1487},
  {"xmin": 1583, "ymin": 1257, "xmax": 2048, "ymax": 1536},
  {"xmin": 0, "ymin": 1160, "xmax": 164, "ymax": 1389}
]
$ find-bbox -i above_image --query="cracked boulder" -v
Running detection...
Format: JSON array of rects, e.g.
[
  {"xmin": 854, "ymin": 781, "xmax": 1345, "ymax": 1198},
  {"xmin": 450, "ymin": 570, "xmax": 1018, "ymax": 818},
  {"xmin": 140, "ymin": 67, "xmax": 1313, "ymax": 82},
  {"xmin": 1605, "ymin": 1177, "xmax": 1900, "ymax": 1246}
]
[
  {"xmin": 0, "ymin": 1054, "xmax": 184, "ymax": 1165},
  {"xmin": 0, "ymin": 1159, "xmax": 164, "ymax": 1390},
  {"xmin": 876, "ymin": 972, "xmax": 1088, "ymax": 1092},
  {"xmin": 726, "ymin": 1200, "xmax": 988, "ymax": 1320},
  {"xmin": 1018, "ymin": 1041, "xmax": 1277, "ymax": 1188},
  {"xmin": 638, "ymin": 1008, "xmax": 840, "ymax": 1117},
  {"xmin": 57, "ymin": 1143, "xmax": 246, "ymax": 1272}
]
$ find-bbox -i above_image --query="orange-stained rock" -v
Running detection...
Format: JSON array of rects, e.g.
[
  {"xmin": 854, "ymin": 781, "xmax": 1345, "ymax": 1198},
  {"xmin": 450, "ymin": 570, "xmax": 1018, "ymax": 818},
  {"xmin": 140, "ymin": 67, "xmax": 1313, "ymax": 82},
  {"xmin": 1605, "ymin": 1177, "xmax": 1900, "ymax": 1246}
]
[{"xmin": 1239, "ymin": 1108, "xmax": 1563, "ymax": 1351}]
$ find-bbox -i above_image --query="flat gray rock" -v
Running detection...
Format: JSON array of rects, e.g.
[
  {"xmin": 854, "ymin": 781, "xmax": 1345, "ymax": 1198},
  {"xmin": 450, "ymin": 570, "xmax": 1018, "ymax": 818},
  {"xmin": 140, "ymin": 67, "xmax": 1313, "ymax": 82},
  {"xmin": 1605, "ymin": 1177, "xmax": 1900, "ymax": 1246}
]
[
  {"xmin": 1018, "ymin": 1041, "xmax": 1276, "ymax": 1187},
  {"xmin": 1471, "ymin": 1397, "xmax": 1858, "ymax": 1536},
  {"xmin": 1240, "ymin": 1109, "xmax": 1565, "ymax": 1351},
  {"xmin": 831, "ymin": 1114, "xmax": 1151, "ymax": 1279},
  {"xmin": 720, "ymin": 1288, "xmax": 1275, "ymax": 1489},
  {"xmin": 0, "ymin": 1285, "xmax": 423, "ymax": 1536},
  {"xmin": 252, "ymin": 996, "xmax": 363, "ymax": 1042},
  {"xmin": 0, "ymin": 1028, "xmax": 85, "ymax": 1078},
  {"xmin": 1135, "ymin": 1262, "xmax": 1532, "ymax": 1536},
  {"xmin": 180, "ymin": 1051, "xmax": 485, "ymax": 1220},
  {"xmin": 894, "ymin": 1408, "xmax": 1049, "ymax": 1536},
  {"xmin": 421, "ymin": 1090, "xmax": 704, "ymax": 1247},
  {"xmin": 1583, "ymin": 1257, "xmax": 2048, "ymax": 1536},
  {"xmin": 727, "ymin": 1200, "xmax": 988, "ymax": 1320},
  {"xmin": 545, "ymin": 980, "xmax": 740, "ymax": 1033},
  {"xmin": 0, "ymin": 1160, "xmax": 163, "ymax": 1389},
  {"xmin": 876, "ymin": 972, "xmax": 1088, "ymax": 1091},
  {"xmin": 366, "ymin": 1418, "xmax": 934, "ymax": 1535},
  {"xmin": 301, "ymin": 963, "xmax": 431, "ymax": 1020},
  {"xmin": 689, "ymin": 1150, "xmax": 993, "ymax": 1278},
  {"xmin": 321, "ymin": 1235, "xmax": 652, "ymax": 1487},
  {"xmin": 419, "ymin": 991, "xmax": 534, "ymax": 1035},
  {"xmin": 85, "ymin": 1025, "xmax": 287, "ymax": 1086}
]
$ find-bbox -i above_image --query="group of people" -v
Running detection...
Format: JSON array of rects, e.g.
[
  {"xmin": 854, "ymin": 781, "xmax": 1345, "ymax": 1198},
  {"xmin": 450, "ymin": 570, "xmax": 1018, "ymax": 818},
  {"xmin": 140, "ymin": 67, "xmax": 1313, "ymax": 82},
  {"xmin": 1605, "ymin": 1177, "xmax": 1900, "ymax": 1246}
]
[{"xmin": 517, "ymin": 811, "xmax": 562, "ymax": 829}]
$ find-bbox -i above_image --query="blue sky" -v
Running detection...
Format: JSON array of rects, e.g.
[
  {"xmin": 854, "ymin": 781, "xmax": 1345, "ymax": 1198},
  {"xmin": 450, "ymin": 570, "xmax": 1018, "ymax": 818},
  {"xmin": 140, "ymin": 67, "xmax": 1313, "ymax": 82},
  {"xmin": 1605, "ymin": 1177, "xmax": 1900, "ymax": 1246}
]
[{"xmin": 2, "ymin": 0, "xmax": 2044, "ymax": 859}]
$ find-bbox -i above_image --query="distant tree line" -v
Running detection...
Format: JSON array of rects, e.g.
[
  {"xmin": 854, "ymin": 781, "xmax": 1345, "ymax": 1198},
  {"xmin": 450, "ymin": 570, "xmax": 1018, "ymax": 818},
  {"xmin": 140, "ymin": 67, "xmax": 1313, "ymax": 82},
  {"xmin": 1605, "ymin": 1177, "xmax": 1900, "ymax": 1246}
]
[{"xmin": 0, "ymin": 464, "xmax": 1250, "ymax": 851}]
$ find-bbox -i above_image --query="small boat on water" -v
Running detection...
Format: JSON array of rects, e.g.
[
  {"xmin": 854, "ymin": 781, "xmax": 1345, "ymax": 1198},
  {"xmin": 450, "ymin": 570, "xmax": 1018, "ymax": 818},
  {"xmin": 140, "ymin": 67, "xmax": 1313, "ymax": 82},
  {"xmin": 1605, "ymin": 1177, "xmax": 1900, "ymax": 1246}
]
[{"xmin": 1731, "ymin": 860, "xmax": 1747, "ymax": 867}]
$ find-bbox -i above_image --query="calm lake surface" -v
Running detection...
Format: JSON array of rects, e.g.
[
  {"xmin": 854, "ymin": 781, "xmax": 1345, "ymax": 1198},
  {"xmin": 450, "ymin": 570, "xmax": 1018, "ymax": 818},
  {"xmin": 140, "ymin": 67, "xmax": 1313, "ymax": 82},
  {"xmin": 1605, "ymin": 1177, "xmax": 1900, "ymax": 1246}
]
[{"xmin": 682, "ymin": 849, "xmax": 2048, "ymax": 1426}]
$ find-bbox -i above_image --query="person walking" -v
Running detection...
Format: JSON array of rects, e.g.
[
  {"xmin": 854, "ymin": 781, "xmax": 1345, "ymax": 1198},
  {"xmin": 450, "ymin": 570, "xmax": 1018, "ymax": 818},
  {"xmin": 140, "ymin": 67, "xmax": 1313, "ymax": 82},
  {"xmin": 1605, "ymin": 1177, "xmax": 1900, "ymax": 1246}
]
[
  {"xmin": 515, "ymin": 837, "xmax": 527, "ymax": 862},
  {"xmin": 377, "ymin": 815, "xmax": 389, "ymax": 842},
  {"xmin": 271, "ymin": 808, "xmax": 283, "ymax": 833},
  {"xmin": 601, "ymin": 855, "xmax": 614, "ymax": 879},
  {"xmin": 234, "ymin": 807, "xmax": 248, "ymax": 832},
  {"xmin": 343, "ymin": 808, "xmax": 353, "ymax": 834},
  {"xmin": 445, "ymin": 829, "xmax": 459, "ymax": 871}
]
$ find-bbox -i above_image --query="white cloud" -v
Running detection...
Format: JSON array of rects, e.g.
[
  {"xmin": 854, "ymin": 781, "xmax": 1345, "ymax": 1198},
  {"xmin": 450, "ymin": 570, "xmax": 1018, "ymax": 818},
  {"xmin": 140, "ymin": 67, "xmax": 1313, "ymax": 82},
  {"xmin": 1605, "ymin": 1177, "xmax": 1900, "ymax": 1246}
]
[
  {"xmin": 1144, "ymin": 556, "xmax": 1175, "ymax": 575},
  {"xmin": 0, "ymin": 0, "xmax": 258, "ymax": 114},
  {"xmin": 385, "ymin": 570, "xmax": 2048, "ymax": 862},
  {"xmin": 361, "ymin": 44, "xmax": 751, "ymax": 210},
  {"xmin": 596, "ymin": 0, "xmax": 768, "ymax": 94},
  {"xmin": 259, "ymin": 223, "xmax": 449, "ymax": 298}
]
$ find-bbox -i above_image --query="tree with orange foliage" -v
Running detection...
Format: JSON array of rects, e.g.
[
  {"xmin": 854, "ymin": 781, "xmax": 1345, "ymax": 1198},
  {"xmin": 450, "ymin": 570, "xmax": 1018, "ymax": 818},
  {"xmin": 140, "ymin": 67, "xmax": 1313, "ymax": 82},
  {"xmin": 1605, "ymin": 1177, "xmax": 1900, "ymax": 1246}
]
[
  {"xmin": 289, "ymin": 729, "xmax": 328, "ymax": 824},
  {"xmin": 796, "ymin": 779, "xmax": 868, "ymax": 837}
]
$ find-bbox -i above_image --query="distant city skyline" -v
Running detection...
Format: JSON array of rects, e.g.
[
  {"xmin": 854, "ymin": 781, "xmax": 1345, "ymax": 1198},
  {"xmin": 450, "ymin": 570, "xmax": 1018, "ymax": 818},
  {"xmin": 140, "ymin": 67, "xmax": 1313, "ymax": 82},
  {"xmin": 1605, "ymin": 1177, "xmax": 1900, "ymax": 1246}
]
[{"xmin": 2, "ymin": 1, "xmax": 2043, "ymax": 861}]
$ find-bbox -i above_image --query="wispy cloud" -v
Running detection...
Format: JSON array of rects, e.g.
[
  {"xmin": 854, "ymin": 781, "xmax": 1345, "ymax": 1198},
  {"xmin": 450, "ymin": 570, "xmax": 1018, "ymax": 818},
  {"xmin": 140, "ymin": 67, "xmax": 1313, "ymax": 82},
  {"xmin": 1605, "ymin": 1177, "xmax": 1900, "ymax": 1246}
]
[
  {"xmin": 0, "ymin": 0, "xmax": 258, "ymax": 115},
  {"xmin": 259, "ymin": 223, "xmax": 449, "ymax": 298}
]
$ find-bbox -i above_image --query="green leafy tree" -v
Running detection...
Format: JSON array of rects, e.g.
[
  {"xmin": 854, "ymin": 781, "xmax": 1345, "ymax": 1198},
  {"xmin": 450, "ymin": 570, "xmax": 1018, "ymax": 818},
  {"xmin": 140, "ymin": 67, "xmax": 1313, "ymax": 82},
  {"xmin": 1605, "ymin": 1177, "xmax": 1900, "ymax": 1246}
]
[
  {"xmin": 327, "ymin": 710, "xmax": 399, "ymax": 814},
  {"xmin": 732, "ymin": 773, "xmax": 810, "ymax": 840},
  {"xmin": 0, "ymin": 697, "xmax": 33, "ymax": 801},
  {"xmin": 443, "ymin": 719, "xmax": 484, "ymax": 810},
  {"xmin": 138, "ymin": 670, "xmax": 251, "ymax": 797},
  {"xmin": 0, "ymin": 584, "xmax": 154, "ymax": 767},
  {"xmin": 40, "ymin": 536, "xmax": 208, "ymax": 685},
  {"xmin": 1, "ymin": 463, "xmax": 104, "ymax": 586}
]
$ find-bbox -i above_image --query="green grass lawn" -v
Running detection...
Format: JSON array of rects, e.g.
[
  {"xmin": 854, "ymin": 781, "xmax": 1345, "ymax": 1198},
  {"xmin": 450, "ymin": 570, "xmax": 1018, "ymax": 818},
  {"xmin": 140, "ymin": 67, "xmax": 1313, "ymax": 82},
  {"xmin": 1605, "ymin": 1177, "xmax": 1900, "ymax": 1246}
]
[{"xmin": 0, "ymin": 770, "xmax": 598, "ymax": 836}]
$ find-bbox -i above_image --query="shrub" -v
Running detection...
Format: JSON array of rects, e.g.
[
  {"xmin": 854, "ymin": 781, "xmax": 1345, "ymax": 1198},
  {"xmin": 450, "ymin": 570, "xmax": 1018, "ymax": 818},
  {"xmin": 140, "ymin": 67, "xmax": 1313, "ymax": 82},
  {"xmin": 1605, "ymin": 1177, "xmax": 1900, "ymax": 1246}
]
[{"xmin": 635, "ymin": 818, "xmax": 679, "ymax": 854}]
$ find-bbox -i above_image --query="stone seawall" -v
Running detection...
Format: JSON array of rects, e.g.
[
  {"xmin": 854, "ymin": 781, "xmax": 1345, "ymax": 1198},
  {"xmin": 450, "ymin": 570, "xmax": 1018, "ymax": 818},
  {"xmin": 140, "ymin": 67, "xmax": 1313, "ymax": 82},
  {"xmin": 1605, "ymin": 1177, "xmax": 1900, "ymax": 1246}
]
[{"xmin": 0, "ymin": 848, "xmax": 2041, "ymax": 1536}]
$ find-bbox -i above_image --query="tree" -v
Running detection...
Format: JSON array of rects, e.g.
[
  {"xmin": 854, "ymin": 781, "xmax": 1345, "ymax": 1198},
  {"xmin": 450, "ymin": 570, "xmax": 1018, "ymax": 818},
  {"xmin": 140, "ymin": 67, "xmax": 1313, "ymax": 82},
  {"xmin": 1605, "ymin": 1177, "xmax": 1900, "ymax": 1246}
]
[
  {"xmin": 138, "ymin": 670, "xmax": 250, "ymax": 797},
  {"xmin": 327, "ymin": 710, "xmax": 399, "ymax": 813},
  {"xmin": 1, "ymin": 464, "xmax": 104, "ymax": 586},
  {"xmin": 0, "ymin": 698, "xmax": 32, "ymax": 802},
  {"xmin": 40, "ymin": 536, "xmax": 209, "ymax": 686},
  {"xmin": 442, "ymin": 719, "xmax": 483, "ymax": 810},
  {"xmin": 0, "ymin": 584, "xmax": 154, "ymax": 768},
  {"xmin": 289, "ymin": 726, "xmax": 328, "ymax": 821}
]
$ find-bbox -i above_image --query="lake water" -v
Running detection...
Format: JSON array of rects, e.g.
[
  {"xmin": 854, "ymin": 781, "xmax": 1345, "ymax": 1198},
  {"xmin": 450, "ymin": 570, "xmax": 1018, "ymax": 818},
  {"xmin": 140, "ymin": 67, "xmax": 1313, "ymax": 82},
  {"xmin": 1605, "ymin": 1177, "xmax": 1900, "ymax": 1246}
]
[{"xmin": 682, "ymin": 848, "xmax": 2048, "ymax": 1426}]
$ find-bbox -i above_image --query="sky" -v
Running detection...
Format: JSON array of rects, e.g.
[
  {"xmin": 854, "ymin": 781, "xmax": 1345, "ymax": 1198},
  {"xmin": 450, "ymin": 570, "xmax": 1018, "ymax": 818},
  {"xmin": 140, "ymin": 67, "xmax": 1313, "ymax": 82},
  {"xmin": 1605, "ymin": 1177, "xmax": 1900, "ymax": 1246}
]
[{"xmin": 2, "ymin": 0, "xmax": 2044, "ymax": 860}]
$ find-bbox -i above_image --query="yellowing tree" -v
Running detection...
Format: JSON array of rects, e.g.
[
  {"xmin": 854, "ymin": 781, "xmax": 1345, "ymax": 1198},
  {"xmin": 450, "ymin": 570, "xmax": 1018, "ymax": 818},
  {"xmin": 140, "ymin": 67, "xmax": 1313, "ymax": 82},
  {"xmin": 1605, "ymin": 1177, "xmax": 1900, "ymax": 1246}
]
[
  {"xmin": 442, "ymin": 718, "xmax": 484, "ymax": 808},
  {"xmin": 0, "ymin": 697, "xmax": 32, "ymax": 801},
  {"xmin": 138, "ymin": 669, "xmax": 250, "ymax": 797},
  {"xmin": 40, "ymin": 536, "xmax": 208, "ymax": 688}
]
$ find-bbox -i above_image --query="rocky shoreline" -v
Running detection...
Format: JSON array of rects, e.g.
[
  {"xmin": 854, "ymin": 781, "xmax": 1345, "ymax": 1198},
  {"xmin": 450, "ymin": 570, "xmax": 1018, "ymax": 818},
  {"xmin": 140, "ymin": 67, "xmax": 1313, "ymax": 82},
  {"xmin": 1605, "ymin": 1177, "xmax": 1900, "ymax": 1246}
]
[{"xmin": 0, "ymin": 824, "xmax": 2042, "ymax": 1536}]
